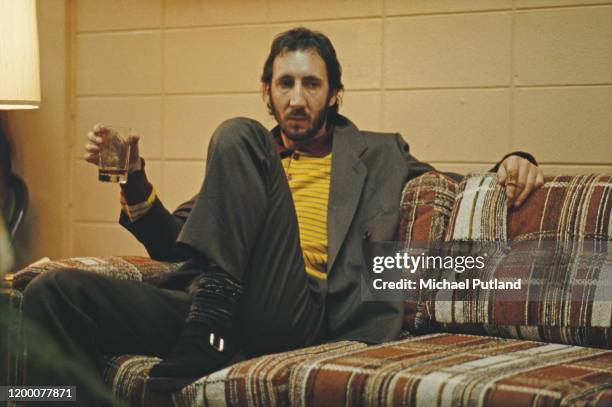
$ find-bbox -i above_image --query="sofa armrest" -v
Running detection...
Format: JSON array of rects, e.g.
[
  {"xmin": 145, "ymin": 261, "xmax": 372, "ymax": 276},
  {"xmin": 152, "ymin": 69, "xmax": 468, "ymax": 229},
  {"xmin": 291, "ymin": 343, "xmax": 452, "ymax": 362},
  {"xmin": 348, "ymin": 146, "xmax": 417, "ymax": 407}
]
[
  {"xmin": 400, "ymin": 171, "xmax": 460, "ymax": 244},
  {"xmin": 9, "ymin": 256, "xmax": 185, "ymax": 292}
]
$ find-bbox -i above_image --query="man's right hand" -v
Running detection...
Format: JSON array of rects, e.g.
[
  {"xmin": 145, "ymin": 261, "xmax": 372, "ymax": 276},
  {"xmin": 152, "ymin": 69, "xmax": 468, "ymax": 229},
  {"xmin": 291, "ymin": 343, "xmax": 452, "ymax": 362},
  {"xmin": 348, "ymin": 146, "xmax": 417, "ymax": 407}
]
[{"xmin": 84, "ymin": 123, "xmax": 143, "ymax": 173}]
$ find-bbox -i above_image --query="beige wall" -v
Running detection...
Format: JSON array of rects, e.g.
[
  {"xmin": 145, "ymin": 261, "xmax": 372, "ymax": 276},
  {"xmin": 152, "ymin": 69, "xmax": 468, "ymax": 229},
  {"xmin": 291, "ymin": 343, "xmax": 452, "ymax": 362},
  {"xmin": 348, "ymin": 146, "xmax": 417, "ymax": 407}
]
[
  {"xmin": 8, "ymin": 0, "xmax": 612, "ymax": 260},
  {"xmin": 2, "ymin": 0, "xmax": 69, "ymax": 266}
]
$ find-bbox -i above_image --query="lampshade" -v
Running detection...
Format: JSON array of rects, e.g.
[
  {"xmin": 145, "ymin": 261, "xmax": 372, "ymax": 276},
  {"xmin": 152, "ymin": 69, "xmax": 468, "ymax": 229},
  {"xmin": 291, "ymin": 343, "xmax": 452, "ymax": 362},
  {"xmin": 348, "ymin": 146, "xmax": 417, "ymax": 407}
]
[{"xmin": 0, "ymin": 0, "xmax": 40, "ymax": 110}]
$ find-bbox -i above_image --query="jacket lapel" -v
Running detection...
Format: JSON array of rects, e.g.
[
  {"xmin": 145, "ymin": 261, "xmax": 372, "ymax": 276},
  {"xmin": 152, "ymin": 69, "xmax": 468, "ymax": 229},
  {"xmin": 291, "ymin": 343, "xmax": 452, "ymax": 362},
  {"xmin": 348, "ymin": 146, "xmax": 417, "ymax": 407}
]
[{"xmin": 327, "ymin": 117, "xmax": 368, "ymax": 273}]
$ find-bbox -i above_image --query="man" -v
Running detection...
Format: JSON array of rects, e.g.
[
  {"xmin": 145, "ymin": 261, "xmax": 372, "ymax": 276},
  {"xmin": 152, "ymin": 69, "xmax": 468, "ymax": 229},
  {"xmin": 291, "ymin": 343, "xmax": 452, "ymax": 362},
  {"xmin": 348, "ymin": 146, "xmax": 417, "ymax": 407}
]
[{"xmin": 22, "ymin": 27, "xmax": 543, "ymax": 401}]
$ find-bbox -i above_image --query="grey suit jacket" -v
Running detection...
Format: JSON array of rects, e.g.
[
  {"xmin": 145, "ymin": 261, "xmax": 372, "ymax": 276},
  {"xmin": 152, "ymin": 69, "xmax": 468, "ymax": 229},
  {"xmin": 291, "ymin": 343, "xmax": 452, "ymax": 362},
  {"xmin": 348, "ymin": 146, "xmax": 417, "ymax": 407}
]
[
  {"xmin": 322, "ymin": 115, "xmax": 434, "ymax": 343},
  {"xmin": 122, "ymin": 114, "xmax": 436, "ymax": 344}
]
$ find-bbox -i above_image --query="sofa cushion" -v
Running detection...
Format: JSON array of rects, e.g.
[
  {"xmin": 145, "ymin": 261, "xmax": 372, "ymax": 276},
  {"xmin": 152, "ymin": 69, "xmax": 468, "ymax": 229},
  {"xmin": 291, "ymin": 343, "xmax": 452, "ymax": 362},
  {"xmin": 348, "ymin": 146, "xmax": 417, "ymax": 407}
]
[
  {"xmin": 445, "ymin": 173, "xmax": 612, "ymax": 242},
  {"xmin": 399, "ymin": 172, "xmax": 460, "ymax": 330},
  {"xmin": 399, "ymin": 171, "xmax": 459, "ymax": 244},
  {"xmin": 10, "ymin": 256, "xmax": 183, "ymax": 291},
  {"xmin": 102, "ymin": 341, "xmax": 366, "ymax": 407},
  {"xmin": 407, "ymin": 173, "xmax": 612, "ymax": 348},
  {"xmin": 413, "ymin": 240, "xmax": 612, "ymax": 348},
  {"xmin": 288, "ymin": 333, "xmax": 612, "ymax": 407}
]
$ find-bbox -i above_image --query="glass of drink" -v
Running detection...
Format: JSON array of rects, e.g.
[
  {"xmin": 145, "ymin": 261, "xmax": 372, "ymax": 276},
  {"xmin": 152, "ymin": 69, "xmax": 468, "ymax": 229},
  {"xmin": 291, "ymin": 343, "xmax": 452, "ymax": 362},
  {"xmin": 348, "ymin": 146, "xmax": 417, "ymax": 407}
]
[{"xmin": 98, "ymin": 125, "xmax": 131, "ymax": 184}]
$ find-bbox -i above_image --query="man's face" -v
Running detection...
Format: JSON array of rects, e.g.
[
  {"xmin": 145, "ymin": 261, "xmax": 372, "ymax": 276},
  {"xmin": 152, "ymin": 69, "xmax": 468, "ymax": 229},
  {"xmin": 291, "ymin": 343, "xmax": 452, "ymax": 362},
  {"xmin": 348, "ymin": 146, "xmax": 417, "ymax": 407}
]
[{"xmin": 265, "ymin": 49, "xmax": 338, "ymax": 143}]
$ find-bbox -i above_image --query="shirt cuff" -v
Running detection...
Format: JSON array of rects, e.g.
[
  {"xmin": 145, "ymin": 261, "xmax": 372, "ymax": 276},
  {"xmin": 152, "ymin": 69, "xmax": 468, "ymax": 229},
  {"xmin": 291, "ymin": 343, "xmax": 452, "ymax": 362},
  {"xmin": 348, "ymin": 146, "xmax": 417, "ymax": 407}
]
[
  {"xmin": 120, "ymin": 158, "xmax": 152, "ymax": 204},
  {"xmin": 121, "ymin": 187, "xmax": 157, "ymax": 222}
]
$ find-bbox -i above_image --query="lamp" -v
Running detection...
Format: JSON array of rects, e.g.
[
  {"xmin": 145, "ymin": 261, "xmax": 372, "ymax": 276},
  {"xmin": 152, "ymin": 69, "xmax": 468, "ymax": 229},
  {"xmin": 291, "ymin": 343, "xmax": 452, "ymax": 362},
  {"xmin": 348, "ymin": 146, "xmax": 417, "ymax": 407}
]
[
  {"xmin": 0, "ymin": 0, "xmax": 41, "ymax": 109},
  {"xmin": 0, "ymin": 0, "xmax": 40, "ymax": 274}
]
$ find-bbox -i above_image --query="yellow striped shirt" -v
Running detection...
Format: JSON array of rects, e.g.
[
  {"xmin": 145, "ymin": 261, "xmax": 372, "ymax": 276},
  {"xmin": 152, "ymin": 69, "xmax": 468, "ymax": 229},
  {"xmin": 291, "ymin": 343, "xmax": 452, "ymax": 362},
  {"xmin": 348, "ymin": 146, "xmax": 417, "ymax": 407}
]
[{"xmin": 282, "ymin": 152, "xmax": 332, "ymax": 280}]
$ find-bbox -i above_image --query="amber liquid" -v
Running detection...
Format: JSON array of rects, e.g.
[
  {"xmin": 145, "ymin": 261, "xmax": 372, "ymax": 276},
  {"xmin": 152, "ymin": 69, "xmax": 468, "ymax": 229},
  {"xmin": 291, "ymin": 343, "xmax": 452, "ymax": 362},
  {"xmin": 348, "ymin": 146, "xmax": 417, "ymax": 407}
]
[{"xmin": 98, "ymin": 168, "xmax": 128, "ymax": 184}]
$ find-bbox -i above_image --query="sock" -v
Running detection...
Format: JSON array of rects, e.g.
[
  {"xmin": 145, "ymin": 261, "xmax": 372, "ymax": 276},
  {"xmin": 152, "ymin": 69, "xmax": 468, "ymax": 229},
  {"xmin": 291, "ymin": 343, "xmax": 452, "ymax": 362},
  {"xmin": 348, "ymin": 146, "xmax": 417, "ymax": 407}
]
[
  {"xmin": 184, "ymin": 265, "xmax": 243, "ymax": 337},
  {"xmin": 148, "ymin": 264, "xmax": 243, "ymax": 388}
]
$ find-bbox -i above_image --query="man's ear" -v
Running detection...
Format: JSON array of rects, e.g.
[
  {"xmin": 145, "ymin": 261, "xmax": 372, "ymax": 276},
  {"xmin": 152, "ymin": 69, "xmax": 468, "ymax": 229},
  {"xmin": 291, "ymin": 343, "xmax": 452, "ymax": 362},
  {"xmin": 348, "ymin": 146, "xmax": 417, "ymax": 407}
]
[
  {"xmin": 262, "ymin": 83, "xmax": 270, "ymax": 105},
  {"xmin": 328, "ymin": 89, "xmax": 339, "ymax": 108}
]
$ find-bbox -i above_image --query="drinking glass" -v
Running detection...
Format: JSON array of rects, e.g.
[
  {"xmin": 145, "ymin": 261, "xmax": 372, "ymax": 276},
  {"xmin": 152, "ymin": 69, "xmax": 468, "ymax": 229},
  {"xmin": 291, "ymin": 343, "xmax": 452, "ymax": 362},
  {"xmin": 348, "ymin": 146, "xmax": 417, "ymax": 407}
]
[{"xmin": 98, "ymin": 125, "xmax": 131, "ymax": 184}]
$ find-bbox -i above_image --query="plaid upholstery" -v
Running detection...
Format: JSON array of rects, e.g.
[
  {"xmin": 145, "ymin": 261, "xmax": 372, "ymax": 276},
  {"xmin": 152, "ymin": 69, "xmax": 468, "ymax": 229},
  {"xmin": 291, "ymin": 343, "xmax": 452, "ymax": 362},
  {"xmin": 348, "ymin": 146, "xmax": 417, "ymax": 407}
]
[
  {"xmin": 100, "ymin": 341, "xmax": 366, "ymax": 407},
  {"xmin": 412, "ymin": 240, "xmax": 612, "ymax": 348},
  {"xmin": 399, "ymin": 171, "xmax": 459, "ymax": 244},
  {"xmin": 289, "ymin": 333, "xmax": 612, "ymax": 407},
  {"xmin": 104, "ymin": 355, "xmax": 172, "ymax": 407},
  {"xmin": 445, "ymin": 174, "xmax": 508, "ymax": 241},
  {"xmin": 408, "ymin": 173, "xmax": 612, "ymax": 348},
  {"xmin": 10, "ymin": 256, "xmax": 184, "ymax": 291},
  {"xmin": 172, "ymin": 341, "xmax": 366, "ymax": 407},
  {"xmin": 399, "ymin": 172, "xmax": 460, "ymax": 331},
  {"xmin": 446, "ymin": 173, "xmax": 612, "ymax": 242}
]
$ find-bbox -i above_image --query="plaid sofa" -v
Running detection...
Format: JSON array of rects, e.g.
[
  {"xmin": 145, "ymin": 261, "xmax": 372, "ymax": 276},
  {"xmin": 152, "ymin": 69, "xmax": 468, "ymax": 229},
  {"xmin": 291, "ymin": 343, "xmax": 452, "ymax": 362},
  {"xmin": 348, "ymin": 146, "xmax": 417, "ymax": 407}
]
[{"xmin": 2, "ymin": 172, "xmax": 611, "ymax": 406}]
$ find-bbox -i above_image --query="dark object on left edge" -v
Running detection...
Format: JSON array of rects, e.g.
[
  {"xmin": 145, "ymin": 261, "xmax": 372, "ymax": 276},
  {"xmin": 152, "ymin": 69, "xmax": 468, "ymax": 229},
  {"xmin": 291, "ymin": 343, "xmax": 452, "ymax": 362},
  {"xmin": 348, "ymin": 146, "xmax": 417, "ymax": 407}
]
[{"xmin": 0, "ymin": 126, "xmax": 28, "ymax": 240}]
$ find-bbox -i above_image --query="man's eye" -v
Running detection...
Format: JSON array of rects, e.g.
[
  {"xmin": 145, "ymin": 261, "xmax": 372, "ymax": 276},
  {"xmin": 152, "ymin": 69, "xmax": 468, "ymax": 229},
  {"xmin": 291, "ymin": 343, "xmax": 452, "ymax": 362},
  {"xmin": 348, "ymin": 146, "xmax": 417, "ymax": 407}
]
[
  {"xmin": 304, "ymin": 81, "xmax": 320, "ymax": 89},
  {"xmin": 279, "ymin": 80, "xmax": 293, "ymax": 88}
]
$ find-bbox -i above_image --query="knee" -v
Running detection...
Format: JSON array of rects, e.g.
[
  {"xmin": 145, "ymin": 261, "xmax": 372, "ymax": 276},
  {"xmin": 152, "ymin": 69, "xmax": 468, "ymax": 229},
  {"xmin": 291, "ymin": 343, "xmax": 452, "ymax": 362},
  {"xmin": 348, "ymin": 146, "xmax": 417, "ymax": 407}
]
[
  {"xmin": 217, "ymin": 117, "xmax": 267, "ymax": 136},
  {"xmin": 22, "ymin": 271, "xmax": 53, "ymax": 315},
  {"xmin": 22, "ymin": 269, "xmax": 87, "ymax": 313},
  {"xmin": 209, "ymin": 117, "xmax": 270, "ymax": 155}
]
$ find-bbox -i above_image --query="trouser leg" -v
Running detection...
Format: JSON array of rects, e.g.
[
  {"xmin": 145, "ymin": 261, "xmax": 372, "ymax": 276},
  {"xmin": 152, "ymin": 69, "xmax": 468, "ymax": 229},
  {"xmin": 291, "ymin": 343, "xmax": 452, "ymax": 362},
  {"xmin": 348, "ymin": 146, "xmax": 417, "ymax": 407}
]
[
  {"xmin": 177, "ymin": 117, "xmax": 326, "ymax": 357},
  {"xmin": 21, "ymin": 268, "xmax": 191, "ymax": 405}
]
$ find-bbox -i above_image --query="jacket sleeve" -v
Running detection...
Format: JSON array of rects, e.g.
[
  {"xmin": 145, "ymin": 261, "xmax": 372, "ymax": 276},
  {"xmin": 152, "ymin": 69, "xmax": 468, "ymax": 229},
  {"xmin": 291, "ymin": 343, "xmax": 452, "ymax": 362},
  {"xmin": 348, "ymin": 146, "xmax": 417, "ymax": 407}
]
[
  {"xmin": 395, "ymin": 134, "xmax": 537, "ymax": 181},
  {"xmin": 490, "ymin": 151, "xmax": 538, "ymax": 172},
  {"xmin": 119, "ymin": 195, "xmax": 197, "ymax": 262}
]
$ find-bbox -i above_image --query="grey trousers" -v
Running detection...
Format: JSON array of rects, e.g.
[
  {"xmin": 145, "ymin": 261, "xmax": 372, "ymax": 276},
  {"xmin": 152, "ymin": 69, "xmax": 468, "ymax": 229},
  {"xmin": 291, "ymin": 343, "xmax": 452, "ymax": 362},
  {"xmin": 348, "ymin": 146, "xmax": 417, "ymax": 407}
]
[{"xmin": 21, "ymin": 117, "xmax": 326, "ymax": 405}]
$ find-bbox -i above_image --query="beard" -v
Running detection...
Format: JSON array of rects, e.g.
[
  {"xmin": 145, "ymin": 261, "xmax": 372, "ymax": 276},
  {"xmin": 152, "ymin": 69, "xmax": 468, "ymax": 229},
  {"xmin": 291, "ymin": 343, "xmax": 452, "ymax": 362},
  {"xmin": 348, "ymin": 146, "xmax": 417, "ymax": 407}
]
[{"xmin": 269, "ymin": 95, "xmax": 332, "ymax": 144}]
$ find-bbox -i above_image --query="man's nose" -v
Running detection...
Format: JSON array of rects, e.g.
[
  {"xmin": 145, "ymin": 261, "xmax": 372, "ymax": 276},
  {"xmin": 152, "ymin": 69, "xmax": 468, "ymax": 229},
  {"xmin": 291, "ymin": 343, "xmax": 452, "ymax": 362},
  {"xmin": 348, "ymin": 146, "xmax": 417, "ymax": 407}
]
[{"xmin": 289, "ymin": 84, "xmax": 306, "ymax": 107}]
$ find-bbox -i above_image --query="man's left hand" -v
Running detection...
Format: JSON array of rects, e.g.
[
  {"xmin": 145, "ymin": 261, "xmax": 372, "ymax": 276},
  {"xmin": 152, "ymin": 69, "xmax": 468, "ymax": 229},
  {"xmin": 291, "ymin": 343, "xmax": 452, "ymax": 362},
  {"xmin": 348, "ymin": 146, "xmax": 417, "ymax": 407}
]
[{"xmin": 496, "ymin": 155, "xmax": 544, "ymax": 207}]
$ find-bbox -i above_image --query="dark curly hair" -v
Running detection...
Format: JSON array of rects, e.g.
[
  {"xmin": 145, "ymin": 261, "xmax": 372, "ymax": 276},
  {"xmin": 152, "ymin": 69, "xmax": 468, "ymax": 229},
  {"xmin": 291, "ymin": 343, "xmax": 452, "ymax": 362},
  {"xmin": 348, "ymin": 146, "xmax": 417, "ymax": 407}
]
[{"xmin": 261, "ymin": 27, "xmax": 344, "ymax": 118}]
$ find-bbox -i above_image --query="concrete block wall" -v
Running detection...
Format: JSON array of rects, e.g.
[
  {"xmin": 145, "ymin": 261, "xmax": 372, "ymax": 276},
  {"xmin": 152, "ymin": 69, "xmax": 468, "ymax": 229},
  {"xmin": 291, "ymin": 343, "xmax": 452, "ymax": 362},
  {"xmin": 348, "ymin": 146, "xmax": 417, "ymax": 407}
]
[{"xmin": 69, "ymin": 0, "xmax": 612, "ymax": 257}]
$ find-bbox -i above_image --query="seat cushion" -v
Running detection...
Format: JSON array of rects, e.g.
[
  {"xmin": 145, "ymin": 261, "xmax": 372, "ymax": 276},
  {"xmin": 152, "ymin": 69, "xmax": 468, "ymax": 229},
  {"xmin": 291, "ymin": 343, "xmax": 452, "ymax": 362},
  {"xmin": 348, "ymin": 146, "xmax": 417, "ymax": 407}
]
[
  {"xmin": 102, "ymin": 341, "xmax": 366, "ymax": 407},
  {"xmin": 288, "ymin": 333, "xmax": 612, "ymax": 407}
]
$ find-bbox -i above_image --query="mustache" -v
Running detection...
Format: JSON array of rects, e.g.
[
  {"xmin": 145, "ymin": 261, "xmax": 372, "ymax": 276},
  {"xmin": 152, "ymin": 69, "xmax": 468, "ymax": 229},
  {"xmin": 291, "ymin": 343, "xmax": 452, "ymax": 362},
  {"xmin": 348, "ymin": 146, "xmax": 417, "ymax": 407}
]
[{"xmin": 286, "ymin": 109, "xmax": 310, "ymax": 119}]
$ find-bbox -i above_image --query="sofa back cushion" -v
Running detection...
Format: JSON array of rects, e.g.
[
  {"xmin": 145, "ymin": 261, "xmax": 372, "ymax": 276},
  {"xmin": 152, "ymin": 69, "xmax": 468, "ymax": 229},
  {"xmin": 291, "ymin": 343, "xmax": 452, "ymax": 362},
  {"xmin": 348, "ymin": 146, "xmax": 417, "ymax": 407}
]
[
  {"xmin": 399, "ymin": 171, "xmax": 459, "ymax": 331},
  {"xmin": 408, "ymin": 173, "xmax": 612, "ymax": 348},
  {"xmin": 446, "ymin": 173, "xmax": 612, "ymax": 242},
  {"xmin": 399, "ymin": 171, "xmax": 459, "ymax": 243}
]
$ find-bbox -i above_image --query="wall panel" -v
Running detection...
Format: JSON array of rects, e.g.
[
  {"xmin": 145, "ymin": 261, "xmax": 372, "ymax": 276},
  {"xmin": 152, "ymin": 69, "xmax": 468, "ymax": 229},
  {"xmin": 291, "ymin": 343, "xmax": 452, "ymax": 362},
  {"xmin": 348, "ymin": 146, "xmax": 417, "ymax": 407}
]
[{"xmin": 64, "ymin": 0, "xmax": 612, "ymax": 257}]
